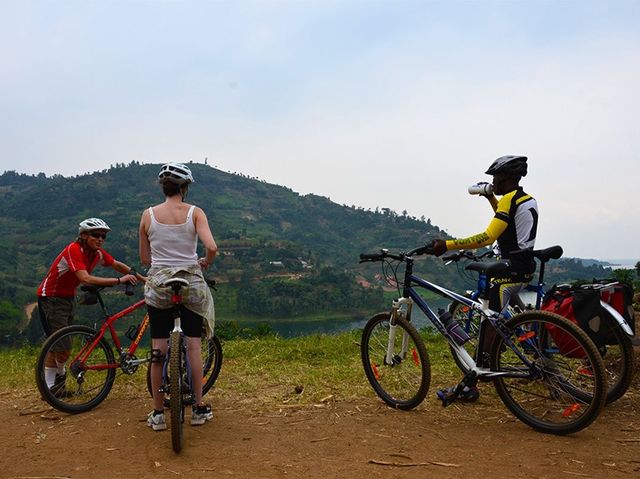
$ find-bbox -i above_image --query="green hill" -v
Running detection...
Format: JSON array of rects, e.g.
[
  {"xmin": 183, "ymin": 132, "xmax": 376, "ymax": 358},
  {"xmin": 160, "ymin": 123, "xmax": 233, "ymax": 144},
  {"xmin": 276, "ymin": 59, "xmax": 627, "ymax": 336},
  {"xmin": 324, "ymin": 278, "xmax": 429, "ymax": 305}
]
[{"xmin": 0, "ymin": 162, "xmax": 618, "ymax": 344}]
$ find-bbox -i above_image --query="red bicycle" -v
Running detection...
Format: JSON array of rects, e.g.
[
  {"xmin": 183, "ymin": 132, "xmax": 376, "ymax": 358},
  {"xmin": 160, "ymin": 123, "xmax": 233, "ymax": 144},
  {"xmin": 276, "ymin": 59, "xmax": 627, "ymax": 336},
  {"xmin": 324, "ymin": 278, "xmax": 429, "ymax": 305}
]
[{"xmin": 35, "ymin": 284, "xmax": 222, "ymax": 414}]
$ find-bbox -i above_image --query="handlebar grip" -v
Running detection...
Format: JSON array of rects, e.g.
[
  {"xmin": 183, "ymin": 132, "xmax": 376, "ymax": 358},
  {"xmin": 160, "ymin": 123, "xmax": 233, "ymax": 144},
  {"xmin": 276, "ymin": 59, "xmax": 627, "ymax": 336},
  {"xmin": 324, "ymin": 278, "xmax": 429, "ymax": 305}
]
[
  {"xmin": 124, "ymin": 268, "xmax": 136, "ymax": 296},
  {"xmin": 411, "ymin": 241, "xmax": 436, "ymax": 257},
  {"xmin": 359, "ymin": 253, "xmax": 383, "ymax": 262},
  {"xmin": 441, "ymin": 252, "xmax": 459, "ymax": 262}
]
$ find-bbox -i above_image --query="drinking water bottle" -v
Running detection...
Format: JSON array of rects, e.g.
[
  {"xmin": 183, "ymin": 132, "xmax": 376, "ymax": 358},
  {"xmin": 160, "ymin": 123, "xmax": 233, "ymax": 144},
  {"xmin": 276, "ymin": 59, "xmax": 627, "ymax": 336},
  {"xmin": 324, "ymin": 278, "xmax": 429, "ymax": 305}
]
[
  {"xmin": 439, "ymin": 309, "xmax": 470, "ymax": 346},
  {"xmin": 468, "ymin": 182, "xmax": 493, "ymax": 196}
]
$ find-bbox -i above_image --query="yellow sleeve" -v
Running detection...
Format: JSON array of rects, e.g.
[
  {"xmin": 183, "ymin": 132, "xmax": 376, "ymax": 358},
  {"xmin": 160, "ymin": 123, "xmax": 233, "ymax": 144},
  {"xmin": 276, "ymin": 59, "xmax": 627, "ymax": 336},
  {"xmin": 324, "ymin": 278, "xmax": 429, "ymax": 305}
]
[
  {"xmin": 445, "ymin": 216, "xmax": 508, "ymax": 251},
  {"xmin": 488, "ymin": 195, "xmax": 498, "ymax": 212}
]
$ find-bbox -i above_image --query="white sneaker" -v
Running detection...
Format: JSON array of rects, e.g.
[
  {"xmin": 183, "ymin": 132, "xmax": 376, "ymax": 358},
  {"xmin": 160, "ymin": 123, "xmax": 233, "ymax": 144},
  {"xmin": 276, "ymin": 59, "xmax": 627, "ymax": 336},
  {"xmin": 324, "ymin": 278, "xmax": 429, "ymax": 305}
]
[
  {"xmin": 147, "ymin": 411, "xmax": 167, "ymax": 431},
  {"xmin": 191, "ymin": 404, "xmax": 213, "ymax": 426}
]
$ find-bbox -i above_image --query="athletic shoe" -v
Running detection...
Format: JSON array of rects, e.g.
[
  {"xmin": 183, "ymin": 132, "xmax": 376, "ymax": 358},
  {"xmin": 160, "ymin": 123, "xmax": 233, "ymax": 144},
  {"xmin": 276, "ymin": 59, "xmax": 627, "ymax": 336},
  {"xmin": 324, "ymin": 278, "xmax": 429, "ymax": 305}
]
[
  {"xmin": 51, "ymin": 373, "xmax": 69, "ymax": 398},
  {"xmin": 191, "ymin": 404, "xmax": 213, "ymax": 426},
  {"xmin": 437, "ymin": 385, "xmax": 480, "ymax": 403},
  {"xmin": 147, "ymin": 411, "xmax": 167, "ymax": 431}
]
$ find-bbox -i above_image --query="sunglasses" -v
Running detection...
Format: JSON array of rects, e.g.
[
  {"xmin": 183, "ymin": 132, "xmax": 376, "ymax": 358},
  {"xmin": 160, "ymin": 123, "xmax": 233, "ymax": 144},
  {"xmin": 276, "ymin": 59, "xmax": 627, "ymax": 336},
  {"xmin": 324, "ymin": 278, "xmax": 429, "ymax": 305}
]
[{"xmin": 89, "ymin": 232, "xmax": 108, "ymax": 240}]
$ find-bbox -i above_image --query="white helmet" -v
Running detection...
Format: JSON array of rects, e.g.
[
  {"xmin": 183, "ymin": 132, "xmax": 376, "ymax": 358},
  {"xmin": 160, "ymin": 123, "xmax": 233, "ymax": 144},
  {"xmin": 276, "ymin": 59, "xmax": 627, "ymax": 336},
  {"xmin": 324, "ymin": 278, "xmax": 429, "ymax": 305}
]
[
  {"xmin": 158, "ymin": 162, "xmax": 194, "ymax": 185},
  {"xmin": 79, "ymin": 217, "xmax": 111, "ymax": 233}
]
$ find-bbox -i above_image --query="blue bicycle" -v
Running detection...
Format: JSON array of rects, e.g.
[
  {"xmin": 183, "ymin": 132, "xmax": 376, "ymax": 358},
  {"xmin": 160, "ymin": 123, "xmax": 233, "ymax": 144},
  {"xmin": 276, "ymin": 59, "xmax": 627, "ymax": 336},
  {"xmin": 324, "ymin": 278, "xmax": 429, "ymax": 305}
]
[
  {"xmin": 155, "ymin": 277, "xmax": 221, "ymax": 453},
  {"xmin": 444, "ymin": 246, "xmax": 634, "ymax": 403},
  {"xmin": 359, "ymin": 244, "xmax": 607, "ymax": 435}
]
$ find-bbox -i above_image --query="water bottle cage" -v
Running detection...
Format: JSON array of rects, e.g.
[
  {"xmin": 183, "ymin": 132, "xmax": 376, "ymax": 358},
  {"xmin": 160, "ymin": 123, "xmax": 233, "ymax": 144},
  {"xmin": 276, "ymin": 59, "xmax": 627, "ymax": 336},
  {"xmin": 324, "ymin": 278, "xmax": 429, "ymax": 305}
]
[{"xmin": 125, "ymin": 324, "xmax": 140, "ymax": 341}]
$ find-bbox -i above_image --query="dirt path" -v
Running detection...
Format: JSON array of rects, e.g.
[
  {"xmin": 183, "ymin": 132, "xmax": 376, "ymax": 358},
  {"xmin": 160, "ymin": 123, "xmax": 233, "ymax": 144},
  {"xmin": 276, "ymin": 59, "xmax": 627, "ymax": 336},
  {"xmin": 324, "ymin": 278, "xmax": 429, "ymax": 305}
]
[
  {"xmin": 2, "ymin": 385, "xmax": 639, "ymax": 479},
  {"xmin": 20, "ymin": 302, "xmax": 38, "ymax": 332}
]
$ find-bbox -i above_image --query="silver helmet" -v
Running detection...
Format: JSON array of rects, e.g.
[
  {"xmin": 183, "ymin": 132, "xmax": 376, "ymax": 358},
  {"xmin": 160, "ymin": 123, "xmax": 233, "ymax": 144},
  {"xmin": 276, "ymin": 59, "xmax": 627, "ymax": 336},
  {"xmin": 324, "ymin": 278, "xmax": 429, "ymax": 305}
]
[{"xmin": 158, "ymin": 162, "xmax": 194, "ymax": 185}]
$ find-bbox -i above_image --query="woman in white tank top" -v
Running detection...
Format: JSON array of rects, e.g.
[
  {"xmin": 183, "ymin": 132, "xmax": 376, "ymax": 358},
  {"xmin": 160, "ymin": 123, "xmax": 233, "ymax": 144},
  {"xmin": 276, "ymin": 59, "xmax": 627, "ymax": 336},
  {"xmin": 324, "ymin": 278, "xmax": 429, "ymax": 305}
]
[{"xmin": 139, "ymin": 162, "xmax": 218, "ymax": 430}]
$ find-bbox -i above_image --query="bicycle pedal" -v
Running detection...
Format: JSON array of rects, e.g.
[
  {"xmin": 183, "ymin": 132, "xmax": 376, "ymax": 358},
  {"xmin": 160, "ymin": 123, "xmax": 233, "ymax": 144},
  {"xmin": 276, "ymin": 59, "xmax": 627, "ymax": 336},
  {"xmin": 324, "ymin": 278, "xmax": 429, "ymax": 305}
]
[{"xmin": 436, "ymin": 388, "xmax": 457, "ymax": 407}]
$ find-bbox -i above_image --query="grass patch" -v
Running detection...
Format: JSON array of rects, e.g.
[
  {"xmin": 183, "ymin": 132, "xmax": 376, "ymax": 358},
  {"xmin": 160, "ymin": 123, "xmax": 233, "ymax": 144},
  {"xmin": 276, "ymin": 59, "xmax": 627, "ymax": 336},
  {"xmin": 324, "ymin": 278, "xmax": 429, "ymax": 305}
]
[{"xmin": 0, "ymin": 330, "xmax": 468, "ymax": 407}]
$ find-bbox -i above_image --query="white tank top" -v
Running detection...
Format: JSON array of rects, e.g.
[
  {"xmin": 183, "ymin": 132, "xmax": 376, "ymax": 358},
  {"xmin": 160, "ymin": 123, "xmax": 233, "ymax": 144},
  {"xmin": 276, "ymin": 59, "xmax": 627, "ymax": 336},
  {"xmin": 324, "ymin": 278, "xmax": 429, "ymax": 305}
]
[{"xmin": 148, "ymin": 205, "xmax": 198, "ymax": 267}]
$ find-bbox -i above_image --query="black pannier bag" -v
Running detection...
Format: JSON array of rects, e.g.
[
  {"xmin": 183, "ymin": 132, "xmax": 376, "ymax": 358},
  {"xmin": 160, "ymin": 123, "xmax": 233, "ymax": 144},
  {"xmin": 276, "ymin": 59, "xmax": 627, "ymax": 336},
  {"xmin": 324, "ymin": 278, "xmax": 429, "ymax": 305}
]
[{"xmin": 541, "ymin": 281, "xmax": 635, "ymax": 356}]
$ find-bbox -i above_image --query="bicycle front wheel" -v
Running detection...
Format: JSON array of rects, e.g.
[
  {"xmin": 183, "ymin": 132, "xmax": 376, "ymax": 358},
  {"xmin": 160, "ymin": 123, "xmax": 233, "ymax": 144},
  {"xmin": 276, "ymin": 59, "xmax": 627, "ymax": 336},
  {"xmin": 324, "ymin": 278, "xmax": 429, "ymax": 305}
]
[
  {"xmin": 492, "ymin": 311, "xmax": 607, "ymax": 435},
  {"xmin": 361, "ymin": 312, "xmax": 431, "ymax": 410},
  {"xmin": 169, "ymin": 331, "xmax": 184, "ymax": 453},
  {"xmin": 35, "ymin": 325, "xmax": 117, "ymax": 414}
]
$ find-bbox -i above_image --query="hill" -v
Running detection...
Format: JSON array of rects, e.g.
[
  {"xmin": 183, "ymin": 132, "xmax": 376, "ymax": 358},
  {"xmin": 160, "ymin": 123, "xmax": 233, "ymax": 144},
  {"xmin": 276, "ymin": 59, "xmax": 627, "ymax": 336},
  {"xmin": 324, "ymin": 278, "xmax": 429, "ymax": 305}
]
[{"xmin": 0, "ymin": 162, "xmax": 618, "ymax": 344}]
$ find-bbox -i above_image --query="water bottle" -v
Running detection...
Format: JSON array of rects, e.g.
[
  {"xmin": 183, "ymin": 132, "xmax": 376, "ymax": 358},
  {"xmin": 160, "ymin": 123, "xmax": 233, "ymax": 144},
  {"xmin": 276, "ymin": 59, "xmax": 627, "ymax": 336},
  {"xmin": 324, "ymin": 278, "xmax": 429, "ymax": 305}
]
[
  {"xmin": 468, "ymin": 182, "xmax": 493, "ymax": 196},
  {"xmin": 439, "ymin": 309, "xmax": 470, "ymax": 346}
]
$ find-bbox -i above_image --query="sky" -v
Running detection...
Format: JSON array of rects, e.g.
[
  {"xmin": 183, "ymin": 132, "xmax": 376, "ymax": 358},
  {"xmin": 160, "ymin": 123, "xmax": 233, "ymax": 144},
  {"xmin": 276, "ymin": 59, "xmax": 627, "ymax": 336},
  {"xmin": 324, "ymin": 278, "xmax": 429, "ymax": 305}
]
[{"xmin": 1, "ymin": 0, "xmax": 639, "ymax": 262}]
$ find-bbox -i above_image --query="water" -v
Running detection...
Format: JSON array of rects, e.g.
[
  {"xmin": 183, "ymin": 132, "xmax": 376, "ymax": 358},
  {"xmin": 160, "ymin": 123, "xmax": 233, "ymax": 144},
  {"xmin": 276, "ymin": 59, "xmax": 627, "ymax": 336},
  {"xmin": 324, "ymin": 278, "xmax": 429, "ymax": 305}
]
[
  {"xmin": 235, "ymin": 298, "xmax": 451, "ymax": 338},
  {"xmin": 238, "ymin": 316, "xmax": 369, "ymax": 338},
  {"xmin": 605, "ymin": 260, "xmax": 638, "ymax": 270}
]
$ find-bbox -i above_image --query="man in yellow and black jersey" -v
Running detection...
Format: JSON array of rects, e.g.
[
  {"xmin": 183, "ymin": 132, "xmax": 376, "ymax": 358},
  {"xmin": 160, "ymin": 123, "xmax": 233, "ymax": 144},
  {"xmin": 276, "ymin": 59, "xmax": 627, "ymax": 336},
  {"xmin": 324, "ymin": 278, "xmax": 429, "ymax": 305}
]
[{"xmin": 432, "ymin": 155, "xmax": 538, "ymax": 402}]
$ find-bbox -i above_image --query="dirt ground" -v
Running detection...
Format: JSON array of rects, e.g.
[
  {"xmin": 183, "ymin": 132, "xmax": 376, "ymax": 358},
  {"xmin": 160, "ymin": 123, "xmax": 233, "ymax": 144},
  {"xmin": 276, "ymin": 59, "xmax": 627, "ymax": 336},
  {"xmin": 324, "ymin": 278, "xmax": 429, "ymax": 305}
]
[{"xmin": 1, "ymin": 380, "xmax": 639, "ymax": 479}]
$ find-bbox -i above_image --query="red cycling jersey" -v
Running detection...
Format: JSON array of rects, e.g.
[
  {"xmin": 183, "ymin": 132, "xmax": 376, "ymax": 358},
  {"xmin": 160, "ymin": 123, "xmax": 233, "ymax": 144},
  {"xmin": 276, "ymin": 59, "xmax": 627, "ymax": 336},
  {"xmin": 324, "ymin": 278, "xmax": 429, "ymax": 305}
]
[{"xmin": 37, "ymin": 242, "xmax": 115, "ymax": 297}]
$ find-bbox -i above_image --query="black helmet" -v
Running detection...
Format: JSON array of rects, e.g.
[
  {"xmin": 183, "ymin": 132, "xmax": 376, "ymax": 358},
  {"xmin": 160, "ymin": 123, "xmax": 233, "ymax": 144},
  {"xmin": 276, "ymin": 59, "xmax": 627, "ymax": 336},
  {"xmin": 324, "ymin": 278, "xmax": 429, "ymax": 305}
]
[{"xmin": 485, "ymin": 155, "xmax": 528, "ymax": 177}]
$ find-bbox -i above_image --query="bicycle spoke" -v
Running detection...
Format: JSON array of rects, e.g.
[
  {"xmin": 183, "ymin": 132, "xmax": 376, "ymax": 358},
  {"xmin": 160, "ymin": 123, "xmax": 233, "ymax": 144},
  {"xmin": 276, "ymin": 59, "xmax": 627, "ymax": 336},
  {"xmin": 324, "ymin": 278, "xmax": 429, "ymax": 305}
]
[
  {"xmin": 493, "ymin": 311, "xmax": 606, "ymax": 434},
  {"xmin": 361, "ymin": 313, "xmax": 430, "ymax": 410},
  {"xmin": 36, "ymin": 326, "xmax": 116, "ymax": 414}
]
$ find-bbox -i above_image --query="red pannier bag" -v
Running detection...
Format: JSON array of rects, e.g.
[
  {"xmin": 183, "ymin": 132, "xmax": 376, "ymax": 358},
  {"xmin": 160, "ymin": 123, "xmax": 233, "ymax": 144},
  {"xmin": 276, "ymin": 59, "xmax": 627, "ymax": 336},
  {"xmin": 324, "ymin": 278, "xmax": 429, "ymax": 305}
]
[{"xmin": 541, "ymin": 285, "xmax": 602, "ymax": 358}]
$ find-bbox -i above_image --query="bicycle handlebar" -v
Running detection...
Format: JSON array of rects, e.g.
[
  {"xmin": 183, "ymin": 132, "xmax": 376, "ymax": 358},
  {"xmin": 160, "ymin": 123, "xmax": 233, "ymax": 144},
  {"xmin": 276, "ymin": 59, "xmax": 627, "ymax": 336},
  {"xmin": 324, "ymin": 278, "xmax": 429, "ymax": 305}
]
[
  {"xmin": 359, "ymin": 242, "xmax": 436, "ymax": 263},
  {"xmin": 441, "ymin": 249, "xmax": 495, "ymax": 264}
]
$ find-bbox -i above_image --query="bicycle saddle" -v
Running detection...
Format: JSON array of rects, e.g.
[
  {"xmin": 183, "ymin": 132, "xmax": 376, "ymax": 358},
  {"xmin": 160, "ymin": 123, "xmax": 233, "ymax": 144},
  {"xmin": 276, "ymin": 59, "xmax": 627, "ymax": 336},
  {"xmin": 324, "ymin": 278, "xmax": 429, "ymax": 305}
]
[
  {"xmin": 162, "ymin": 278, "xmax": 190, "ymax": 289},
  {"xmin": 509, "ymin": 245, "xmax": 563, "ymax": 263},
  {"xmin": 465, "ymin": 260, "xmax": 511, "ymax": 275}
]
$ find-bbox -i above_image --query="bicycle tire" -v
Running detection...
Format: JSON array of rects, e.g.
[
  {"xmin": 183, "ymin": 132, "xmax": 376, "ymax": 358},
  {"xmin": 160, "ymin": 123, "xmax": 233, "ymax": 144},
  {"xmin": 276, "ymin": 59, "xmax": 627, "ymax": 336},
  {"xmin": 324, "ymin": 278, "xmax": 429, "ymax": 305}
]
[
  {"xmin": 146, "ymin": 333, "xmax": 222, "ymax": 397},
  {"xmin": 491, "ymin": 310, "xmax": 606, "ymax": 435},
  {"xmin": 169, "ymin": 330, "xmax": 184, "ymax": 453},
  {"xmin": 202, "ymin": 335, "xmax": 223, "ymax": 395},
  {"xmin": 449, "ymin": 301, "xmax": 482, "ymax": 373},
  {"xmin": 35, "ymin": 325, "xmax": 117, "ymax": 414},
  {"xmin": 361, "ymin": 312, "xmax": 431, "ymax": 410},
  {"xmin": 597, "ymin": 319, "xmax": 635, "ymax": 404}
]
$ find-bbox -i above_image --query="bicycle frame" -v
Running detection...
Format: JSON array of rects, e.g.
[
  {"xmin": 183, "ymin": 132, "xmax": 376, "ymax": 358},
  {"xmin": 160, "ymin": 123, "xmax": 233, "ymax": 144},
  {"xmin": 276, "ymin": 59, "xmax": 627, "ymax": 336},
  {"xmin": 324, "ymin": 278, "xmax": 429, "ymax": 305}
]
[
  {"xmin": 396, "ymin": 258, "xmax": 537, "ymax": 380},
  {"xmin": 160, "ymin": 279, "xmax": 196, "ymax": 404},
  {"xmin": 71, "ymin": 296, "xmax": 149, "ymax": 372}
]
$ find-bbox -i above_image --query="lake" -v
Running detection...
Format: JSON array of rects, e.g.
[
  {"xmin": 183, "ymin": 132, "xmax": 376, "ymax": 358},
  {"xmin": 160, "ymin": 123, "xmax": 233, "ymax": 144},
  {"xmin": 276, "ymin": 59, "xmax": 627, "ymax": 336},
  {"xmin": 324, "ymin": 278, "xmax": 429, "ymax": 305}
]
[{"xmin": 235, "ymin": 298, "xmax": 452, "ymax": 338}]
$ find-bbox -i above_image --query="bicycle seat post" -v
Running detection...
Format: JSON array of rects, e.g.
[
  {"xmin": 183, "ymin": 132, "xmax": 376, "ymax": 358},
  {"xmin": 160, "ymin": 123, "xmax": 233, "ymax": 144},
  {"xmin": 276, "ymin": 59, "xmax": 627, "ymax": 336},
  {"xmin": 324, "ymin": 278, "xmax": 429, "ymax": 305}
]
[{"xmin": 162, "ymin": 278, "xmax": 189, "ymax": 332}]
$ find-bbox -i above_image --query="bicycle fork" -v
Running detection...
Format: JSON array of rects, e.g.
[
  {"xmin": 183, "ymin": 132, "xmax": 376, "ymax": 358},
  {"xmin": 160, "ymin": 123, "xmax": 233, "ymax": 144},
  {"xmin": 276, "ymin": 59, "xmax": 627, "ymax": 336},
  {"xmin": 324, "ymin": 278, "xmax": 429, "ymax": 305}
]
[{"xmin": 385, "ymin": 298, "xmax": 413, "ymax": 366}]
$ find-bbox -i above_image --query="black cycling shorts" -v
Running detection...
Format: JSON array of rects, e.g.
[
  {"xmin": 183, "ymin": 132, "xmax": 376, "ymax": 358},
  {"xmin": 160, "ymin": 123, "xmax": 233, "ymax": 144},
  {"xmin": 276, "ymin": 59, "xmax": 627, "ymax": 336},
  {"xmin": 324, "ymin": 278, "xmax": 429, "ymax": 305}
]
[{"xmin": 147, "ymin": 304, "xmax": 203, "ymax": 339}]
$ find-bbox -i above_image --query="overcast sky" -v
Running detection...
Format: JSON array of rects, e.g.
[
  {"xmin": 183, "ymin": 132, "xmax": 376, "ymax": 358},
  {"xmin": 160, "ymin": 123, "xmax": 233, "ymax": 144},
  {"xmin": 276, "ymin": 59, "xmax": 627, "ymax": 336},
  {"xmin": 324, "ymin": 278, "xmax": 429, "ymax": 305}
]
[{"xmin": 1, "ymin": 1, "xmax": 639, "ymax": 261}]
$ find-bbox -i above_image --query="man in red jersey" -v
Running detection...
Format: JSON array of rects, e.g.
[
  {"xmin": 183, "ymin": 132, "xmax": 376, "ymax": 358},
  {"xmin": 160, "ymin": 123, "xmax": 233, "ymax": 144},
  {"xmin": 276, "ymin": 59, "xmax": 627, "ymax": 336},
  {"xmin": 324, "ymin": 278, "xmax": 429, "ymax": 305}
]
[{"xmin": 37, "ymin": 218, "xmax": 139, "ymax": 395}]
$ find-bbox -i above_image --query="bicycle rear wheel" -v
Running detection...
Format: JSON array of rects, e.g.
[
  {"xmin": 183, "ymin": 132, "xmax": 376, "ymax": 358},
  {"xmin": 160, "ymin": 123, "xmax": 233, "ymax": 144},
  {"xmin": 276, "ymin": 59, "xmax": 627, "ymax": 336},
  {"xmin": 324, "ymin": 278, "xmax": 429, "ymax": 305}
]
[
  {"xmin": 147, "ymin": 332, "xmax": 222, "ymax": 397},
  {"xmin": 492, "ymin": 311, "xmax": 606, "ymax": 435},
  {"xmin": 361, "ymin": 312, "xmax": 430, "ymax": 410},
  {"xmin": 169, "ymin": 331, "xmax": 184, "ymax": 453},
  {"xmin": 596, "ymin": 319, "xmax": 635, "ymax": 404},
  {"xmin": 35, "ymin": 325, "xmax": 116, "ymax": 414}
]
